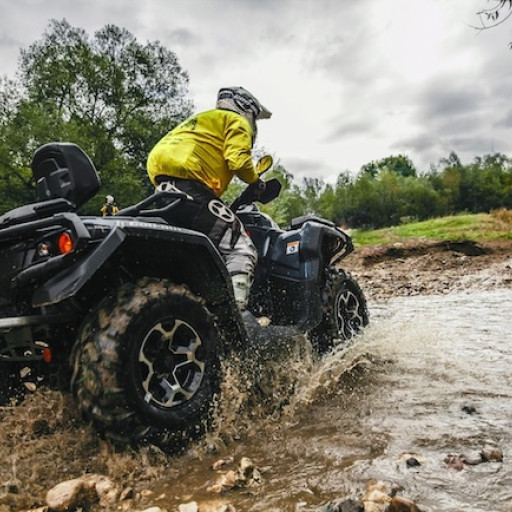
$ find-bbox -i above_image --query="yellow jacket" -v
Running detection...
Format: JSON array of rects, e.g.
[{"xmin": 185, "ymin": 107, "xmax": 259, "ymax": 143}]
[
  {"xmin": 147, "ymin": 109, "xmax": 260, "ymax": 196},
  {"xmin": 100, "ymin": 204, "xmax": 118, "ymax": 216}
]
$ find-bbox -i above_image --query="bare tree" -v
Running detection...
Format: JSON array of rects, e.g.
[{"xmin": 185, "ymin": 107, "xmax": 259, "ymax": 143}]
[{"xmin": 474, "ymin": 0, "xmax": 512, "ymax": 46}]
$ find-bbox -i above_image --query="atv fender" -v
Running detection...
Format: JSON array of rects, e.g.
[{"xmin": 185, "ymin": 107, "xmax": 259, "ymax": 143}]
[
  {"xmin": 31, "ymin": 227, "xmax": 125, "ymax": 306},
  {"xmin": 31, "ymin": 220, "xmax": 233, "ymax": 309}
]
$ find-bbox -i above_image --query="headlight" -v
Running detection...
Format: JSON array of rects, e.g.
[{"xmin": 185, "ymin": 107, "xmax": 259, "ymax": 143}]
[{"xmin": 36, "ymin": 243, "xmax": 50, "ymax": 257}]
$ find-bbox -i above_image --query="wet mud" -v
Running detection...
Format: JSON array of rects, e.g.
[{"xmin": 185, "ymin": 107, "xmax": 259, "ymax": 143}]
[{"xmin": 1, "ymin": 238, "xmax": 511, "ymax": 511}]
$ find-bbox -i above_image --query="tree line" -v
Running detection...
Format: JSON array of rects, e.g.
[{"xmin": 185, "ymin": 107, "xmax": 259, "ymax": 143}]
[
  {"xmin": 254, "ymin": 151, "xmax": 512, "ymax": 229},
  {"xmin": 1, "ymin": 19, "xmax": 511, "ymax": 231}
]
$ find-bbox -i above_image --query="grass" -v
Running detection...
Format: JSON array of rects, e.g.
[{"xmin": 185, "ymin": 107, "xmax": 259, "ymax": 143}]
[{"xmin": 351, "ymin": 209, "xmax": 512, "ymax": 247}]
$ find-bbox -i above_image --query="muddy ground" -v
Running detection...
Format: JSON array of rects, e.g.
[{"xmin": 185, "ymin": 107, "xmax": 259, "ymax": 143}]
[
  {"xmin": 344, "ymin": 238, "xmax": 512, "ymax": 301},
  {"xmin": 0, "ymin": 237, "xmax": 511, "ymax": 511}
]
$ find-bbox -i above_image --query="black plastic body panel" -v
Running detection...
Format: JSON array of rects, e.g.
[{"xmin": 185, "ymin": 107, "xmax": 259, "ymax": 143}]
[
  {"xmin": 31, "ymin": 217, "xmax": 232, "ymax": 308},
  {"xmin": 246, "ymin": 217, "xmax": 352, "ymax": 329}
]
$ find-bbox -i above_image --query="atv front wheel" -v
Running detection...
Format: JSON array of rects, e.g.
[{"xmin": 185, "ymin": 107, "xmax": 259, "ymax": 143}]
[
  {"xmin": 71, "ymin": 278, "xmax": 222, "ymax": 452},
  {"xmin": 308, "ymin": 269, "xmax": 369, "ymax": 354}
]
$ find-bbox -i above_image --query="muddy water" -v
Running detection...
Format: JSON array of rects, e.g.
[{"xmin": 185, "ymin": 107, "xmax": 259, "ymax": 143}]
[
  {"xmin": 149, "ymin": 286, "xmax": 512, "ymax": 512},
  {"xmin": 2, "ymin": 281, "xmax": 511, "ymax": 511}
]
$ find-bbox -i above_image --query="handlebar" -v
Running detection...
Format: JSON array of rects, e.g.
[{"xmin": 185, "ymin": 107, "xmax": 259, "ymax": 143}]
[{"xmin": 230, "ymin": 178, "xmax": 282, "ymax": 211}]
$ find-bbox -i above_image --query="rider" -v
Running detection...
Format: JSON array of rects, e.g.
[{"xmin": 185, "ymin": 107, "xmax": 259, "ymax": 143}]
[
  {"xmin": 101, "ymin": 195, "xmax": 119, "ymax": 216},
  {"xmin": 146, "ymin": 86, "xmax": 272, "ymax": 310}
]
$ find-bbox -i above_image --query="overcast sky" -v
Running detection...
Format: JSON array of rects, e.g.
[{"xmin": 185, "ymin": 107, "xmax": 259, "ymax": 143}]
[{"xmin": 1, "ymin": 0, "xmax": 511, "ymax": 183}]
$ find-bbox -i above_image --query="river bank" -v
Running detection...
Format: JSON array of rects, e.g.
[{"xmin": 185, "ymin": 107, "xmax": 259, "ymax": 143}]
[{"xmin": 345, "ymin": 238, "xmax": 512, "ymax": 300}]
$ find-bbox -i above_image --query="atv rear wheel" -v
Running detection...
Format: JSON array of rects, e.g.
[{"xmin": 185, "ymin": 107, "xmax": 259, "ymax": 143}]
[
  {"xmin": 71, "ymin": 278, "xmax": 222, "ymax": 452},
  {"xmin": 309, "ymin": 269, "xmax": 369, "ymax": 354}
]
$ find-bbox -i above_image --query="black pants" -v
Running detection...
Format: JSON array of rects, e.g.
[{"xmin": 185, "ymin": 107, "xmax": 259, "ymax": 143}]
[{"xmin": 154, "ymin": 177, "xmax": 257, "ymax": 276}]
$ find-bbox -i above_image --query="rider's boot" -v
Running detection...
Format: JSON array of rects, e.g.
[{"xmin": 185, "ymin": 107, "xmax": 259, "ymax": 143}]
[
  {"xmin": 233, "ymin": 273, "xmax": 271, "ymax": 327},
  {"xmin": 231, "ymin": 273, "xmax": 251, "ymax": 311}
]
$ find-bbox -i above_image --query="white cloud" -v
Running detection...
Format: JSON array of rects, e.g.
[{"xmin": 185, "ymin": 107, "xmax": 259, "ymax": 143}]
[{"xmin": 1, "ymin": 0, "xmax": 511, "ymax": 183}]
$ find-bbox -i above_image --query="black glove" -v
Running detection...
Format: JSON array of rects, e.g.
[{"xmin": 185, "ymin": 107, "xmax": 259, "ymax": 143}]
[{"xmin": 253, "ymin": 178, "xmax": 266, "ymax": 200}]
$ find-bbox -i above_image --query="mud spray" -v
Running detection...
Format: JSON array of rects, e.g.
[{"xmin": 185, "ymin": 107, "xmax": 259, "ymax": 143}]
[
  {"xmin": 2, "ymin": 287, "xmax": 512, "ymax": 511},
  {"xmin": 0, "ymin": 324, "xmax": 381, "ymax": 511}
]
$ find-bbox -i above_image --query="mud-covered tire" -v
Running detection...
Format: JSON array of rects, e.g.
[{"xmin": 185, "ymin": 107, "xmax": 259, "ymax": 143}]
[
  {"xmin": 71, "ymin": 278, "xmax": 222, "ymax": 452},
  {"xmin": 308, "ymin": 269, "xmax": 369, "ymax": 354}
]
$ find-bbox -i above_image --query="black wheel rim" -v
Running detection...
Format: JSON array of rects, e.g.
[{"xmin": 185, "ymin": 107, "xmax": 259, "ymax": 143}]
[
  {"xmin": 138, "ymin": 317, "xmax": 206, "ymax": 408},
  {"xmin": 335, "ymin": 286, "xmax": 365, "ymax": 338}
]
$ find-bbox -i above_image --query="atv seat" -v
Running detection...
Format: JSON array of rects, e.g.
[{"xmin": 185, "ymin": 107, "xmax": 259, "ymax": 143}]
[{"xmin": 32, "ymin": 142, "xmax": 101, "ymax": 209}]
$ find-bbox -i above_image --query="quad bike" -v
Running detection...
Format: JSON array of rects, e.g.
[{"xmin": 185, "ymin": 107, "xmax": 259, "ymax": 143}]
[{"xmin": 0, "ymin": 142, "xmax": 368, "ymax": 451}]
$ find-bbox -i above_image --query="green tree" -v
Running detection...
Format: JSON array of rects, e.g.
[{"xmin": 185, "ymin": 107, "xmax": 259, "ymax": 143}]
[
  {"xmin": 261, "ymin": 165, "xmax": 306, "ymax": 226},
  {"xmin": 426, "ymin": 151, "xmax": 512, "ymax": 215},
  {"xmin": 462, "ymin": 153, "xmax": 512, "ymax": 211},
  {"xmin": 0, "ymin": 19, "xmax": 193, "ymax": 214},
  {"xmin": 360, "ymin": 154, "xmax": 417, "ymax": 178},
  {"xmin": 427, "ymin": 151, "xmax": 464, "ymax": 214}
]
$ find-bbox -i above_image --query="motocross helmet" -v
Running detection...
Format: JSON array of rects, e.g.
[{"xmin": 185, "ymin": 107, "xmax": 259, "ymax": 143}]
[
  {"xmin": 105, "ymin": 195, "xmax": 115, "ymax": 204},
  {"xmin": 216, "ymin": 86, "xmax": 272, "ymax": 143}
]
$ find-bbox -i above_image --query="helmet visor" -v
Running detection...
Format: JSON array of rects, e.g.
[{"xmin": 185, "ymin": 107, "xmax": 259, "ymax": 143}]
[{"xmin": 256, "ymin": 103, "xmax": 272, "ymax": 120}]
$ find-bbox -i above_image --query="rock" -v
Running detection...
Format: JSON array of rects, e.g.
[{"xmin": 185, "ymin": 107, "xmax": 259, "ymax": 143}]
[
  {"xmin": 20, "ymin": 367, "xmax": 31, "ymax": 379},
  {"xmin": 178, "ymin": 502, "xmax": 199, "ymax": 512},
  {"xmin": 46, "ymin": 478, "xmax": 97, "ymax": 511},
  {"xmin": 387, "ymin": 496, "xmax": 422, "ymax": 512},
  {"xmin": 256, "ymin": 316, "xmax": 271, "ymax": 327},
  {"xmin": 207, "ymin": 457, "xmax": 262, "ymax": 494},
  {"xmin": 207, "ymin": 470, "xmax": 239, "ymax": 493},
  {"xmin": 443, "ymin": 453, "xmax": 465, "ymax": 471},
  {"xmin": 481, "ymin": 443, "xmax": 503, "ymax": 462},
  {"xmin": 45, "ymin": 474, "xmax": 118, "ymax": 512},
  {"xmin": 24, "ymin": 382, "xmax": 37, "ymax": 392},
  {"xmin": 461, "ymin": 452, "xmax": 484, "ymax": 466},
  {"xmin": 362, "ymin": 481, "xmax": 392, "ymax": 512},
  {"xmin": 238, "ymin": 457, "xmax": 261, "ymax": 486},
  {"xmin": 399, "ymin": 452, "xmax": 427, "ymax": 467},
  {"xmin": 95, "ymin": 476, "xmax": 119, "ymax": 505},
  {"xmin": 461, "ymin": 404, "xmax": 477, "ymax": 415},
  {"xmin": 139, "ymin": 507, "xmax": 167, "ymax": 512},
  {"xmin": 405, "ymin": 457, "xmax": 421, "ymax": 468},
  {"xmin": 212, "ymin": 457, "xmax": 235, "ymax": 471},
  {"xmin": 239, "ymin": 457, "xmax": 254, "ymax": 475}
]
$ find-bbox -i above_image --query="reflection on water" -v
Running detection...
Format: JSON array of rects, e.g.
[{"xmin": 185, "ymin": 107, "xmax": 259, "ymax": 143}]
[{"xmin": 154, "ymin": 288, "xmax": 512, "ymax": 512}]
